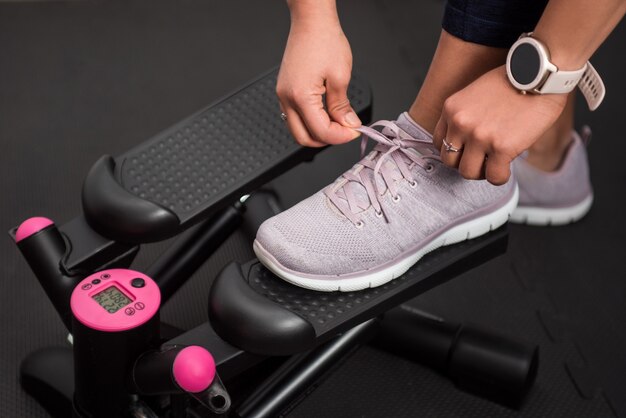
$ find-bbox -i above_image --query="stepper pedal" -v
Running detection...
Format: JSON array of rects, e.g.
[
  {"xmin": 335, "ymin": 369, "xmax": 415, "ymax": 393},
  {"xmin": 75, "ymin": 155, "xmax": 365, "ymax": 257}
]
[
  {"xmin": 209, "ymin": 227, "xmax": 508, "ymax": 356},
  {"xmin": 81, "ymin": 68, "xmax": 372, "ymax": 243}
]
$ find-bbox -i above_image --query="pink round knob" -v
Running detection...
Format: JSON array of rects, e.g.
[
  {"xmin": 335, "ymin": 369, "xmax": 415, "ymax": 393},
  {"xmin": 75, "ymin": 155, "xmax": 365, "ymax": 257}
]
[
  {"xmin": 15, "ymin": 217, "xmax": 54, "ymax": 242},
  {"xmin": 173, "ymin": 346, "xmax": 216, "ymax": 393}
]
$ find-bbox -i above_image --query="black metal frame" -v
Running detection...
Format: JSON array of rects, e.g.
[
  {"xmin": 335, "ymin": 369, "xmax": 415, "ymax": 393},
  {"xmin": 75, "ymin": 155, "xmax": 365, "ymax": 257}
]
[
  {"xmin": 14, "ymin": 191, "xmax": 535, "ymax": 418},
  {"xmin": 11, "ymin": 71, "xmax": 537, "ymax": 418}
]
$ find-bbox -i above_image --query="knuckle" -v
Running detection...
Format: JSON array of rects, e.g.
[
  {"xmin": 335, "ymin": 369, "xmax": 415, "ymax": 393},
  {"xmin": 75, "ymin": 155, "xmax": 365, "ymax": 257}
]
[
  {"xmin": 487, "ymin": 171, "xmax": 509, "ymax": 186},
  {"xmin": 287, "ymin": 86, "xmax": 300, "ymax": 98},
  {"xmin": 332, "ymin": 73, "xmax": 351, "ymax": 88},
  {"xmin": 492, "ymin": 138, "xmax": 512, "ymax": 156},
  {"xmin": 459, "ymin": 165, "xmax": 479, "ymax": 180},
  {"xmin": 472, "ymin": 127, "xmax": 492, "ymax": 144},
  {"xmin": 276, "ymin": 90, "xmax": 288, "ymax": 103},
  {"xmin": 451, "ymin": 112, "xmax": 472, "ymax": 130},
  {"xmin": 328, "ymin": 98, "xmax": 351, "ymax": 112},
  {"xmin": 279, "ymin": 85, "xmax": 305, "ymax": 103},
  {"xmin": 442, "ymin": 98, "xmax": 456, "ymax": 114},
  {"xmin": 276, "ymin": 80, "xmax": 295, "ymax": 98},
  {"xmin": 308, "ymin": 130, "xmax": 325, "ymax": 143},
  {"xmin": 490, "ymin": 135, "xmax": 504, "ymax": 147},
  {"xmin": 291, "ymin": 91, "xmax": 308, "ymax": 105}
]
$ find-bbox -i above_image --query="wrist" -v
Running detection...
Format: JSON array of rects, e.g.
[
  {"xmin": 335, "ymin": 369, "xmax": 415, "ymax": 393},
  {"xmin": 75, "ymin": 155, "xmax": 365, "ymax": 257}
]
[
  {"xmin": 531, "ymin": 29, "xmax": 588, "ymax": 71},
  {"xmin": 288, "ymin": 0, "xmax": 340, "ymax": 28},
  {"xmin": 498, "ymin": 65, "xmax": 568, "ymax": 108}
]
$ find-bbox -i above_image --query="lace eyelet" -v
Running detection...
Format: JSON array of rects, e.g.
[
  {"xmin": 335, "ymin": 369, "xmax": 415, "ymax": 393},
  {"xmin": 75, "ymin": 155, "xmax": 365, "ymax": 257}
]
[
  {"xmin": 375, "ymin": 210, "xmax": 383, "ymax": 218},
  {"xmin": 408, "ymin": 180, "xmax": 417, "ymax": 188},
  {"xmin": 425, "ymin": 164, "xmax": 435, "ymax": 173},
  {"xmin": 355, "ymin": 220, "xmax": 365, "ymax": 229},
  {"xmin": 392, "ymin": 195, "xmax": 401, "ymax": 203}
]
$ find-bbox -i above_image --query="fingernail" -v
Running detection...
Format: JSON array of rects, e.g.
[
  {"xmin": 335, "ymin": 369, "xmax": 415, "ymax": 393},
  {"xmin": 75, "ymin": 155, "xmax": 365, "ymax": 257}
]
[{"xmin": 344, "ymin": 112, "xmax": 361, "ymax": 127}]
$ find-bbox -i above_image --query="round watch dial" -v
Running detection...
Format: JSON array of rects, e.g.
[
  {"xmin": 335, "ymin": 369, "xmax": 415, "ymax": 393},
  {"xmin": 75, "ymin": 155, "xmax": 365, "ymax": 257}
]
[{"xmin": 510, "ymin": 42, "xmax": 542, "ymax": 87}]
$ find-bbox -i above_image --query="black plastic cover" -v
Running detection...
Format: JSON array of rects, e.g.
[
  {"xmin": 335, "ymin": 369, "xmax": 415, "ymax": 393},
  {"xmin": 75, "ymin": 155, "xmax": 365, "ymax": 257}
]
[
  {"xmin": 209, "ymin": 263, "xmax": 316, "ymax": 356},
  {"xmin": 82, "ymin": 156, "xmax": 180, "ymax": 243}
]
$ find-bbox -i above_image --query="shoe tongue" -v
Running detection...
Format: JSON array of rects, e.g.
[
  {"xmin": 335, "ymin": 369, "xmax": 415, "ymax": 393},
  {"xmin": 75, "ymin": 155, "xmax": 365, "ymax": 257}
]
[
  {"xmin": 395, "ymin": 112, "xmax": 433, "ymax": 142},
  {"xmin": 332, "ymin": 113, "xmax": 432, "ymax": 216}
]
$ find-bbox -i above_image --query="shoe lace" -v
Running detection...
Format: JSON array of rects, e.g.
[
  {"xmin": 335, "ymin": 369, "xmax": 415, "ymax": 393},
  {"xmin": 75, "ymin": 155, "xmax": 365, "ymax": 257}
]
[{"xmin": 324, "ymin": 120, "xmax": 441, "ymax": 225}]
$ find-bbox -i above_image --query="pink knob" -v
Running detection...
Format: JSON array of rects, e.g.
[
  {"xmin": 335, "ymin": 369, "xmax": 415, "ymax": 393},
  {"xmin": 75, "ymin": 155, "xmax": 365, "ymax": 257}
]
[
  {"xmin": 172, "ymin": 346, "xmax": 216, "ymax": 393},
  {"xmin": 15, "ymin": 217, "xmax": 54, "ymax": 243}
]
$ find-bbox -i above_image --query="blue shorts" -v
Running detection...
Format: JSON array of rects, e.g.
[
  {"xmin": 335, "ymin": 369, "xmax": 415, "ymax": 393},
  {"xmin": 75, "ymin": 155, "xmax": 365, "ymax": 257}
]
[{"xmin": 442, "ymin": 0, "xmax": 549, "ymax": 48}]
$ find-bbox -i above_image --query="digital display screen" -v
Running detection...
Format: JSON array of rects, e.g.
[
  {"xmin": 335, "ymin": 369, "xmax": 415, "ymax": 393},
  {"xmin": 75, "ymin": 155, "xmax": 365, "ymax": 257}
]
[{"xmin": 92, "ymin": 286, "xmax": 132, "ymax": 314}]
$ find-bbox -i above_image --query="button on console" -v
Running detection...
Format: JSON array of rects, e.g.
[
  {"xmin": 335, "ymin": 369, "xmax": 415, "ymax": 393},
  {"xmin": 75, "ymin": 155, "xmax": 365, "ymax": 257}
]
[{"xmin": 131, "ymin": 278, "xmax": 145, "ymax": 288}]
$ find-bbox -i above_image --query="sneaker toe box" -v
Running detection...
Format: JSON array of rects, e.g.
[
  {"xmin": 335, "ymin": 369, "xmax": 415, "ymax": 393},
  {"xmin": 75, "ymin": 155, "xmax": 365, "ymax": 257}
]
[{"xmin": 254, "ymin": 194, "xmax": 377, "ymax": 276}]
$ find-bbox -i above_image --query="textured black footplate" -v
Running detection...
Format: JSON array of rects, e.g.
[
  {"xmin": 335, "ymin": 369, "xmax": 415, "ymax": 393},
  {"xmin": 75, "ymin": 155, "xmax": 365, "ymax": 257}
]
[
  {"xmin": 209, "ymin": 227, "xmax": 508, "ymax": 356},
  {"xmin": 82, "ymin": 68, "xmax": 372, "ymax": 243}
]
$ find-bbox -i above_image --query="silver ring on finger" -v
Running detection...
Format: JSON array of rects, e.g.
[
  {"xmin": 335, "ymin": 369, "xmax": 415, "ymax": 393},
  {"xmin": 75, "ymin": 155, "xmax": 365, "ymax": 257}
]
[
  {"xmin": 280, "ymin": 112, "xmax": 288, "ymax": 122},
  {"xmin": 442, "ymin": 138, "xmax": 463, "ymax": 153}
]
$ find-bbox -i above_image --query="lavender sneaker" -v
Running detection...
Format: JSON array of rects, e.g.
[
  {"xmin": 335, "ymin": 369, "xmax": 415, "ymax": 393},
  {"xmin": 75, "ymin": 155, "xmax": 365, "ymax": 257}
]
[
  {"xmin": 254, "ymin": 113, "xmax": 518, "ymax": 292},
  {"xmin": 510, "ymin": 128, "xmax": 593, "ymax": 226}
]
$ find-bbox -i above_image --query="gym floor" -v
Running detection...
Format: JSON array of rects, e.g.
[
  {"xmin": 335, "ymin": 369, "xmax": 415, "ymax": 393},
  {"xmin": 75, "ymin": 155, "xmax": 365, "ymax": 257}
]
[{"xmin": 1, "ymin": 1, "xmax": 625, "ymax": 417}]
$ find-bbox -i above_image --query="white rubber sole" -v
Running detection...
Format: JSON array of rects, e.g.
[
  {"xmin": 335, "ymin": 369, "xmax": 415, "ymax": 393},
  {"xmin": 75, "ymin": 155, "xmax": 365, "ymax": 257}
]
[
  {"xmin": 510, "ymin": 194, "xmax": 593, "ymax": 226},
  {"xmin": 254, "ymin": 186, "xmax": 519, "ymax": 292}
]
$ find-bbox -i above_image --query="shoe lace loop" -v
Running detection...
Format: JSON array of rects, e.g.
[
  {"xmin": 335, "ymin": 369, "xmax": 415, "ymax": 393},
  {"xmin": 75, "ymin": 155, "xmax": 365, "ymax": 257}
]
[{"xmin": 324, "ymin": 120, "xmax": 441, "ymax": 225}]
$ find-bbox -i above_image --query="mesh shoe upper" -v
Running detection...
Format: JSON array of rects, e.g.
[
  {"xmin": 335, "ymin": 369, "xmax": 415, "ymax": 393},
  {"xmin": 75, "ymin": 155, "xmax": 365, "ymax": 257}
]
[
  {"xmin": 513, "ymin": 129, "xmax": 592, "ymax": 209},
  {"xmin": 256, "ymin": 113, "xmax": 515, "ymax": 276}
]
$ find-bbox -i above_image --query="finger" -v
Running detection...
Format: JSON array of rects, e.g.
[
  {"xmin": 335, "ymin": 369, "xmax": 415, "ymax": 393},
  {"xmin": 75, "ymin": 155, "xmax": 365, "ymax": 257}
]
[
  {"xmin": 458, "ymin": 144, "xmax": 488, "ymax": 180},
  {"xmin": 280, "ymin": 102, "xmax": 326, "ymax": 148},
  {"xmin": 432, "ymin": 117, "xmax": 447, "ymax": 151},
  {"xmin": 326, "ymin": 75, "xmax": 361, "ymax": 128},
  {"xmin": 439, "ymin": 128, "xmax": 464, "ymax": 169},
  {"xmin": 294, "ymin": 93, "xmax": 360, "ymax": 145},
  {"xmin": 484, "ymin": 152, "xmax": 512, "ymax": 185}
]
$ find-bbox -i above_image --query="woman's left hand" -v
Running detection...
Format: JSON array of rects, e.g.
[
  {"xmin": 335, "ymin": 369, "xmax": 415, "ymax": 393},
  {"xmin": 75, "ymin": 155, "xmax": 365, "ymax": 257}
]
[{"xmin": 432, "ymin": 65, "xmax": 568, "ymax": 185}]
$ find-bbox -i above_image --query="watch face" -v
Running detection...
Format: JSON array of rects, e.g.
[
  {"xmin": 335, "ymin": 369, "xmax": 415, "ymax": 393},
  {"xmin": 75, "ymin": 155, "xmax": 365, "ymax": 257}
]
[{"xmin": 510, "ymin": 43, "xmax": 541, "ymax": 86}]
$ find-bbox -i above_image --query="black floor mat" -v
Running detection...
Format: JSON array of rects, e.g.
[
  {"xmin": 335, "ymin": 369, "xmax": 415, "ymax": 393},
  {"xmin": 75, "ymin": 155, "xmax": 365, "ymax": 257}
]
[{"xmin": 1, "ymin": 1, "xmax": 624, "ymax": 417}]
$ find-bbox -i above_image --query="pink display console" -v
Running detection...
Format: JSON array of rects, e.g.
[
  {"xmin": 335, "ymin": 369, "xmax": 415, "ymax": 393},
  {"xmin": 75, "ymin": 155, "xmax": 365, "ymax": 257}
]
[{"xmin": 71, "ymin": 269, "xmax": 161, "ymax": 332}]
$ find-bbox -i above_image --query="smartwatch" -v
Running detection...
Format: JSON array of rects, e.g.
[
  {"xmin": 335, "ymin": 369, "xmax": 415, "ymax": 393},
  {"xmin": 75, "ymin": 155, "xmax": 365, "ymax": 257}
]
[{"xmin": 506, "ymin": 33, "xmax": 605, "ymax": 111}]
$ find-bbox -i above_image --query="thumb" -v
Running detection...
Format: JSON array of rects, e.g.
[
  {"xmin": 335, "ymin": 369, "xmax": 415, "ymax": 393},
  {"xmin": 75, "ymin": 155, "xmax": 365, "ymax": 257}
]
[{"xmin": 326, "ymin": 76, "xmax": 361, "ymax": 128}]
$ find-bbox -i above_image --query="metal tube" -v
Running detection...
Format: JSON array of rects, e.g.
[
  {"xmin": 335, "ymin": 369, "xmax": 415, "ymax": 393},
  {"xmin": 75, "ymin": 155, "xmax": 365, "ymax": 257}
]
[
  {"xmin": 236, "ymin": 319, "xmax": 380, "ymax": 418},
  {"xmin": 147, "ymin": 204, "xmax": 244, "ymax": 304}
]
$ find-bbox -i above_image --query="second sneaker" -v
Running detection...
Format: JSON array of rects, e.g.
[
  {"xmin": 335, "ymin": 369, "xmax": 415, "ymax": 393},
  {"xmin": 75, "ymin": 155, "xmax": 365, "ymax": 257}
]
[
  {"xmin": 254, "ymin": 113, "xmax": 518, "ymax": 292},
  {"xmin": 511, "ymin": 128, "xmax": 593, "ymax": 226}
]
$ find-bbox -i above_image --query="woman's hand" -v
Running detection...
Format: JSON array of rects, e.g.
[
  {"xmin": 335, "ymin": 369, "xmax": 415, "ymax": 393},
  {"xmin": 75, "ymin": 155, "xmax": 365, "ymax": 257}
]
[
  {"xmin": 433, "ymin": 65, "xmax": 568, "ymax": 185},
  {"xmin": 277, "ymin": 5, "xmax": 361, "ymax": 147}
]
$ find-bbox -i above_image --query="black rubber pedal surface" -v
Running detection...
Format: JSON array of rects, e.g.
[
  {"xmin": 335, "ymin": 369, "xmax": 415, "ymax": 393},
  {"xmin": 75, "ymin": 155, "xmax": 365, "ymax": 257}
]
[
  {"xmin": 121, "ymin": 71, "xmax": 369, "ymax": 217},
  {"xmin": 209, "ymin": 228, "xmax": 507, "ymax": 356},
  {"xmin": 82, "ymin": 69, "xmax": 372, "ymax": 242}
]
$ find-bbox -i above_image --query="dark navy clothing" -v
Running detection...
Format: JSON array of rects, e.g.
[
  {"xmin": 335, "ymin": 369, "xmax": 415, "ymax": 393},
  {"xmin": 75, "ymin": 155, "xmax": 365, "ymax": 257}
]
[{"xmin": 443, "ymin": 0, "xmax": 549, "ymax": 48}]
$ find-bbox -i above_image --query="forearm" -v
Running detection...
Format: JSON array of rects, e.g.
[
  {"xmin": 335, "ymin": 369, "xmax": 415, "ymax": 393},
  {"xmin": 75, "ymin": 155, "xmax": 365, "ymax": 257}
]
[{"xmin": 534, "ymin": 0, "xmax": 626, "ymax": 69}]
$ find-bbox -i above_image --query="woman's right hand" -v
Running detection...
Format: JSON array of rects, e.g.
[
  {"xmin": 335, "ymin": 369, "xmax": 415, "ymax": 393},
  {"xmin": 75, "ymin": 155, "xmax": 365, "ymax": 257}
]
[{"xmin": 277, "ymin": 0, "xmax": 362, "ymax": 147}]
